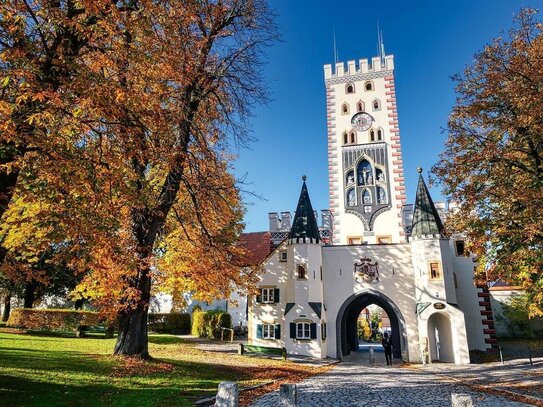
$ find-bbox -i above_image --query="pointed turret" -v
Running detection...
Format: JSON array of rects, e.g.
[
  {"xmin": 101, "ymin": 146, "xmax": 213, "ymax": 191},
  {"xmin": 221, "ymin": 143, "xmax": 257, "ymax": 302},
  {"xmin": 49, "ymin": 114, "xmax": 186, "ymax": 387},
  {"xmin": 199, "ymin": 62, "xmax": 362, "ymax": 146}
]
[
  {"xmin": 288, "ymin": 176, "xmax": 320, "ymax": 244},
  {"xmin": 411, "ymin": 168, "xmax": 444, "ymax": 238}
]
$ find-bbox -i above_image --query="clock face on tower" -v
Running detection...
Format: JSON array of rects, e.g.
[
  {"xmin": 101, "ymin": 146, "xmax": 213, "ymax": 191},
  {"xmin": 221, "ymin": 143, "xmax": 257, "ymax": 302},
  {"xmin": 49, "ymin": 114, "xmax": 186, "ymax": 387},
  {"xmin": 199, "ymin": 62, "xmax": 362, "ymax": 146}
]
[{"xmin": 351, "ymin": 112, "xmax": 373, "ymax": 132}]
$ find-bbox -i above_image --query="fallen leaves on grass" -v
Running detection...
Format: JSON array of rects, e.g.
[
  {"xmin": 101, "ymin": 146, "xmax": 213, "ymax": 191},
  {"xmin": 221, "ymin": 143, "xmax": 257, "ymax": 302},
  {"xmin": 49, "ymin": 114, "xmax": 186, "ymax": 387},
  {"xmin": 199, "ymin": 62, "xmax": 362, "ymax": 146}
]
[{"xmin": 110, "ymin": 356, "xmax": 175, "ymax": 378}]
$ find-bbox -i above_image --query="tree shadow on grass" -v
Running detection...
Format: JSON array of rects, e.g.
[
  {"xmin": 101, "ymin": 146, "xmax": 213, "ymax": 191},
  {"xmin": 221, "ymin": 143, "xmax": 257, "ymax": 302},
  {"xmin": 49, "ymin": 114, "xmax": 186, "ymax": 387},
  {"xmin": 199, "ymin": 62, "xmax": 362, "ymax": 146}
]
[
  {"xmin": 0, "ymin": 345, "xmax": 237, "ymax": 406},
  {"xmin": 0, "ymin": 374, "xmax": 204, "ymax": 407}
]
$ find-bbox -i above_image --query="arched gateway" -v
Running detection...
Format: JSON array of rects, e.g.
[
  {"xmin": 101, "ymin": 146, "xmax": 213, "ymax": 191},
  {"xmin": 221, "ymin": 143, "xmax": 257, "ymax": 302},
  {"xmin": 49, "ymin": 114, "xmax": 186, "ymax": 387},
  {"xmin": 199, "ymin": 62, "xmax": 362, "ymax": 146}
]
[
  {"xmin": 336, "ymin": 290, "xmax": 407, "ymax": 360},
  {"xmin": 246, "ymin": 52, "xmax": 496, "ymax": 364}
]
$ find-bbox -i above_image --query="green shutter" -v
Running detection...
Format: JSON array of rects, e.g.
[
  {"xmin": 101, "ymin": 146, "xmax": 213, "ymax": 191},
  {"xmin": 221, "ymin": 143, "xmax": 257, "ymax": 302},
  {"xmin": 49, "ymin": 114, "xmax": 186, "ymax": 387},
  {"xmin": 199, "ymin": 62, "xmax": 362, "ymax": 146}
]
[
  {"xmin": 275, "ymin": 324, "xmax": 281, "ymax": 339},
  {"xmin": 310, "ymin": 323, "xmax": 317, "ymax": 339},
  {"xmin": 274, "ymin": 288, "xmax": 280, "ymax": 303},
  {"xmin": 290, "ymin": 323, "xmax": 296, "ymax": 338},
  {"xmin": 256, "ymin": 324, "xmax": 263, "ymax": 339}
]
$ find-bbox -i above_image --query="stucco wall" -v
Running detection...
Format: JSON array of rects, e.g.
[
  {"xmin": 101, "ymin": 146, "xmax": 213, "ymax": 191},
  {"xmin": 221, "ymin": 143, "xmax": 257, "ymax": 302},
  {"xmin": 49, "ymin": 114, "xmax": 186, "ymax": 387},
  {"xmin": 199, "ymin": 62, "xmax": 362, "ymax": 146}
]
[{"xmin": 321, "ymin": 244, "xmax": 420, "ymax": 362}]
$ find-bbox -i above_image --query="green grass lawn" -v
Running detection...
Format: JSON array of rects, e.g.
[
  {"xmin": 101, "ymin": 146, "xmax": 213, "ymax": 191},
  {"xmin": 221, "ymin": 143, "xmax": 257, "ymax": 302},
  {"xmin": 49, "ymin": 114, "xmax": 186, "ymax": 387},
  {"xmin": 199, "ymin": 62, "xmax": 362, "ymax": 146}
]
[{"xmin": 0, "ymin": 331, "xmax": 256, "ymax": 406}]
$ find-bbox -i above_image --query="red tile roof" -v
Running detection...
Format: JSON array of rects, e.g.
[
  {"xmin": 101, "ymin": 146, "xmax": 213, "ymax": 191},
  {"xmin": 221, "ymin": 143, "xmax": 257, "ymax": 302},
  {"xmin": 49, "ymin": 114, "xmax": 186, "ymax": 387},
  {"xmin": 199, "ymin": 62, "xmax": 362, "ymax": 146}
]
[{"xmin": 239, "ymin": 231, "xmax": 273, "ymax": 266}]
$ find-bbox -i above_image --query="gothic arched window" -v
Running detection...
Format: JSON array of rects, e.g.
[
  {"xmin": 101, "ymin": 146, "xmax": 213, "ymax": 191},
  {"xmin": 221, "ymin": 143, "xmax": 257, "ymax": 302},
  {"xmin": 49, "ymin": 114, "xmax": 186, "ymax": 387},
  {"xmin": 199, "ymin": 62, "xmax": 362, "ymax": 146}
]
[
  {"xmin": 350, "ymin": 131, "xmax": 356, "ymax": 144},
  {"xmin": 357, "ymin": 100, "xmax": 364, "ymax": 112},
  {"xmin": 362, "ymin": 189, "xmax": 372, "ymax": 204},
  {"xmin": 342, "ymin": 102, "xmax": 349, "ymax": 115},
  {"xmin": 343, "ymin": 132, "xmax": 348, "ymax": 145},
  {"xmin": 370, "ymin": 129, "xmax": 375, "ymax": 142},
  {"xmin": 365, "ymin": 81, "xmax": 374, "ymax": 91},
  {"xmin": 346, "ymin": 188, "xmax": 356, "ymax": 206},
  {"xmin": 373, "ymin": 99, "xmax": 381, "ymax": 111},
  {"xmin": 376, "ymin": 168, "xmax": 385, "ymax": 183},
  {"xmin": 346, "ymin": 170, "xmax": 355, "ymax": 185},
  {"xmin": 377, "ymin": 128, "xmax": 383, "ymax": 141},
  {"xmin": 346, "ymin": 83, "xmax": 355, "ymax": 94},
  {"xmin": 377, "ymin": 186, "xmax": 387, "ymax": 204},
  {"xmin": 357, "ymin": 159, "xmax": 373, "ymax": 186}
]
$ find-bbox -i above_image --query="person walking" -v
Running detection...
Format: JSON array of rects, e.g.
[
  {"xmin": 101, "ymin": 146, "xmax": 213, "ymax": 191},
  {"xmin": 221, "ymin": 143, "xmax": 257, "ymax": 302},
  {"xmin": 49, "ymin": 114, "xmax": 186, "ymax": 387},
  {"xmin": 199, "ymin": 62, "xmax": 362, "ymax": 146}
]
[{"xmin": 382, "ymin": 332, "xmax": 393, "ymax": 365}]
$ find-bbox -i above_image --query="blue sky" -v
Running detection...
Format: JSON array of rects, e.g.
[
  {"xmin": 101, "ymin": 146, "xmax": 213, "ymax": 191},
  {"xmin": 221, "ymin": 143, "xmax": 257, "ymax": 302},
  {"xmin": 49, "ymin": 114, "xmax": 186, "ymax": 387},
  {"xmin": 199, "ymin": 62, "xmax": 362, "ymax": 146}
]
[{"xmin": 234, "ymin": 0, "xmax": 533, "ymax": 232}]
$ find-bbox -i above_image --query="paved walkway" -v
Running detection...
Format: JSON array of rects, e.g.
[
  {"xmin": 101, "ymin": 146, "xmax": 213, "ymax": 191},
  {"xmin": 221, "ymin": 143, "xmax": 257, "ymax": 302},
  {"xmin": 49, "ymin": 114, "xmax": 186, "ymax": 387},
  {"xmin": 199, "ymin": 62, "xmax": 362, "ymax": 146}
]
[{"xmin": 251, "ymin": 353, "xmax": 532, "ymax": 406}]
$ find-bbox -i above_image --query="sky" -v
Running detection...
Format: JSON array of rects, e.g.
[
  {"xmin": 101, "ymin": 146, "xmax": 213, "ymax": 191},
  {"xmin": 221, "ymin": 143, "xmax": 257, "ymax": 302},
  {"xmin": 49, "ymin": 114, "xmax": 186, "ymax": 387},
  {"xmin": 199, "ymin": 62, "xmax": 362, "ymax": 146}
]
[{"xmin": 234, "ymin": 0, "xmax": 535, "ymax": 233}]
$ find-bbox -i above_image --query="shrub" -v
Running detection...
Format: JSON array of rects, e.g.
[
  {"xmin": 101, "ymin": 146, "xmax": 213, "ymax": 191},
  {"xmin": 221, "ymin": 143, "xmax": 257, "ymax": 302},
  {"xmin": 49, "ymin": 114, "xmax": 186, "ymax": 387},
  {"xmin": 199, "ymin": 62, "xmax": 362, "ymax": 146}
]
[
  {"xmin": 191, "ymin": 310, "xmax": 232, "ymax": 339},
  {"xmin": 6, "ymin": 308, "xmax": 104, "ymax": 331},
  {"xmin": 148, "ymin": 313, "xmax": 191, "ymax": 334}
]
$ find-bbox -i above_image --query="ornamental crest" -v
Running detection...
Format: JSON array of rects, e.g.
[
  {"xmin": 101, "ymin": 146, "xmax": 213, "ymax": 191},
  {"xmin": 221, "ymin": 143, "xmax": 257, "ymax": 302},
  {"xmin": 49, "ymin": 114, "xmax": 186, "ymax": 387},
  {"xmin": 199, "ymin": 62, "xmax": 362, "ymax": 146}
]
[{"xmin": 354, "ymin": 257, "xmax": 379, "ymax": 283}]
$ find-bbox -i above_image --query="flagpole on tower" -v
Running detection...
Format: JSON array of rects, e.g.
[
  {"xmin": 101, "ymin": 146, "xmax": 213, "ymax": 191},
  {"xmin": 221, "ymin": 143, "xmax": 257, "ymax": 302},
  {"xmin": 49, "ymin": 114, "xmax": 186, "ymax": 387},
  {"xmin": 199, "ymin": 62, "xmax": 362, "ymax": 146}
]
[
  {"xmin": 333, "ymin": 28, "xmax": 338, "ymax": 66},
  {"xmin": 377, "ymin": 22, "xmax": 386, "ymax": 67}
]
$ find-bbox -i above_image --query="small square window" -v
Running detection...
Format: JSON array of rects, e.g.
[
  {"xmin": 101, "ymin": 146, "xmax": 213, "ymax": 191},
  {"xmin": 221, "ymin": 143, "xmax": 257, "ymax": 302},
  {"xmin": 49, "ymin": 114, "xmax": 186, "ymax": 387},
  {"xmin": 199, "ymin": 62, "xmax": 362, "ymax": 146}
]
[
  {"xmin": 263, "ymin": 324, "xmax": 275, "ymax": 339},
  {"xmin": 377, "ymin": 236, "xmax": 391, "ymax": 244},
  {"xmin": 261, "ymin": 288, "xmax": 275, "ymax": 303},
  {"xmin": 455, "ymin": 240, "xmax": 466, "ymax": 256},
  {"xmin": 429, "ymin": 262, "xmax": 441, "ymax": 280},
  {"xmin": 296, "ymin": 322, "xmax": 310, "ymax": 339},
  {"xmin": 297, "ymin": 265, "xmax": 307, "ymax": 279},
  {"xmin": 279, "ymin": 251, "xmax": 287, "ymax": 262}
]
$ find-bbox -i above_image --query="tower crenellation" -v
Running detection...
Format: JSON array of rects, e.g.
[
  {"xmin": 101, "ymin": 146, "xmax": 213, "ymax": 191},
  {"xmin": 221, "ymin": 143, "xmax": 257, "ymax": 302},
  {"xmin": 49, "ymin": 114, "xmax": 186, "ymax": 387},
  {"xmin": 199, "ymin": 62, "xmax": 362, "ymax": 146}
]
[{"xmin": 324, "ymin": 55, "xmax": 395, "ymax": 79}]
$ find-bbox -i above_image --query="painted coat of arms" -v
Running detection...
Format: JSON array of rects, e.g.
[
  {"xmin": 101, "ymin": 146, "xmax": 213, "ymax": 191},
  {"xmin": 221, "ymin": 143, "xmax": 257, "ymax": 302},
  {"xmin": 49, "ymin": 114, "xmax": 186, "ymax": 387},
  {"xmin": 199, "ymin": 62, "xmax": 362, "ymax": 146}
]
[{"xmin": 354, "ymin": 257, "xmax": 380, "ymax": 283}]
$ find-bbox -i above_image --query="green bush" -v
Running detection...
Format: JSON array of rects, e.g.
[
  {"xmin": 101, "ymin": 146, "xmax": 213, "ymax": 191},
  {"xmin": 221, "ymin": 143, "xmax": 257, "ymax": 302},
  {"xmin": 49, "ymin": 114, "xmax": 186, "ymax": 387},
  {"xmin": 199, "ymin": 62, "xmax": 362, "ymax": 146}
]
[
  {"xmin": 191, "ymin": 310, "xmax": 232, "ymax": 339},
  {"xmin": 148, "ymin": 313, "xmax": 191, "ymax": 334},
  {"xmin": 6, "ymin": 308, "xmax": 104, "ymax": 331}
]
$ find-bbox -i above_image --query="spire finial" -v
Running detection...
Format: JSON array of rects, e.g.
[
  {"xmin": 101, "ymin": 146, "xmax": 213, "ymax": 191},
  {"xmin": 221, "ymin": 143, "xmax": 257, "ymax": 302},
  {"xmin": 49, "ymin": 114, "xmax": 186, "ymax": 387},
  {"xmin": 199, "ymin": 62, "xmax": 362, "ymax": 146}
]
[
  {"xmin": 377, "ymin": 22, "xmax": 386, "ymax": 67},
  {"xmin": 302, "ymin": 175, "xmax": 307, "ymax": 181},
  {"xmin": 417, "ymin": 167, "xmax": 423, "ymax": 174}
]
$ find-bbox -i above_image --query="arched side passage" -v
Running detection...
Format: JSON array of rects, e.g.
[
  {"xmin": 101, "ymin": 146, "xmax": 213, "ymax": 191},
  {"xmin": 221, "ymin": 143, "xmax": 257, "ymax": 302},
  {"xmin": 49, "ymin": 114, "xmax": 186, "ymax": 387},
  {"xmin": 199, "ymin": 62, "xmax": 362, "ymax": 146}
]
[{"xmin": 335, "ymin": 289, "xmax": 408, "ymax": 360}]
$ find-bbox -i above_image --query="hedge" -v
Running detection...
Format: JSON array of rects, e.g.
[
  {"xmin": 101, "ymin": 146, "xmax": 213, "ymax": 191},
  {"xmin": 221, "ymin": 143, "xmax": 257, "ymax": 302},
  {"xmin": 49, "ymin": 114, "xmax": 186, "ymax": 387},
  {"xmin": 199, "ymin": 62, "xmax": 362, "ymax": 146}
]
[
  {"xmin": 148, "ymin": 313, "xmax": 191, "ymax": 334},
  {"xmin": 191, "ymin": 310, "xmax": 232, "ymax": 339},
  {"xmin": 6, "ymin": 308, "xmax": 104, "ymax": 331}
]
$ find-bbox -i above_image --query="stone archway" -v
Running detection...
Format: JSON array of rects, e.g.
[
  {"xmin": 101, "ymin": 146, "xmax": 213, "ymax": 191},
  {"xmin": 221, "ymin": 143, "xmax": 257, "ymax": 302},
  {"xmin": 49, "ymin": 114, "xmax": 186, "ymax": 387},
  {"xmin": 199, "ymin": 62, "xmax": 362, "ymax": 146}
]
[
  {"xmin": 427, "ymin": 313, "xmax": 455, "ymax": 363},
  {"xmin": 336, "ymin": 290, "xmax": 407, "ymax": 360}
]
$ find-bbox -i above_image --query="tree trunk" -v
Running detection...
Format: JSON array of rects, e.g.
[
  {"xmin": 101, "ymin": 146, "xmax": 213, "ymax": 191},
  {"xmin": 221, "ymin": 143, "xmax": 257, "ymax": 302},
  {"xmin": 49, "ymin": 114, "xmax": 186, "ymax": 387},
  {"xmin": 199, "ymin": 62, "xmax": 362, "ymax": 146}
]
[
  {"xmin": 74, "ymin": 298, "xmax": 85, "ymax": 310},
  {"xmin": 2, "ymin": 294, "xmax": 11, "ymax": 322},
  {"xmin": 113, "ymin": 255, "xmax": 152, "ymax": 358},
  {"xmin": 114, "ymin": 304, "xmax": 150, "ymax": 358},
  {"xmin": 23, "ymin": 282, "xmax": 37, "ymax": 308}
]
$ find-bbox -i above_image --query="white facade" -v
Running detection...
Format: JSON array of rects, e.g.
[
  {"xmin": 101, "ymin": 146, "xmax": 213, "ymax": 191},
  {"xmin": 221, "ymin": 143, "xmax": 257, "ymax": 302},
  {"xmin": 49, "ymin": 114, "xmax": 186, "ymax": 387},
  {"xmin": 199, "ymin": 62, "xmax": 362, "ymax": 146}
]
[
  {"xmin": 324, "ymin": 55, "xmax": 406, "ymax": 245},
  {"xmin": 248, "ymin": 53, "xmax": 496, "ymax": 364}
]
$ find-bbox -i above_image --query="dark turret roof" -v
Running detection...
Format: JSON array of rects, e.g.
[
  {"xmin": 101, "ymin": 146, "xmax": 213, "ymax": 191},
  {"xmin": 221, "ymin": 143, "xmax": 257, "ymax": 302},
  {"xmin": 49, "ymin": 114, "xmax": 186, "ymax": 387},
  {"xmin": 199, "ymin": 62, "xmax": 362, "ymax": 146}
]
[
  {"xmin": 411, "ymin": 168, "xmax": 444, "ymax": 238},
  {"xmin": 288, "ymin": 176, "xmax": 320, "ymax": 244}
]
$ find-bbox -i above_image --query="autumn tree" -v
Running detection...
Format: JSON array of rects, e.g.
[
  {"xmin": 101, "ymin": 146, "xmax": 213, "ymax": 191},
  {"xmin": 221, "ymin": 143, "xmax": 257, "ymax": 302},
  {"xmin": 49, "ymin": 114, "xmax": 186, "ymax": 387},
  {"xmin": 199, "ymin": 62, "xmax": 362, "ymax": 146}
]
[
  {"xmin": 0, "ymin": 192, "xmax": 82, "ymax": 311},
  {"xmin": 17, "ymin": 0, "xmax": 276, "ymax": 358},
  {"xmin": 1, "ymin": 0, "xmax": 275, "ymax": 358},
  {"xmin": 433, "ymin": 8, "xmax": 543, "ymax": 316}
]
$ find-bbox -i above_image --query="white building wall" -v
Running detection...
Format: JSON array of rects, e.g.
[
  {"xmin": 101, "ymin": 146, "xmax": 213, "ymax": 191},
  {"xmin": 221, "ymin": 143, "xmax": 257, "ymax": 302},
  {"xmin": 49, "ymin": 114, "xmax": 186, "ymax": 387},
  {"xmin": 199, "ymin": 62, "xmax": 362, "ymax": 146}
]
[
  {"xmin": 451, "ymin": 244, "xmax": 488, "ymax": 351},
  {"xmin": 322, "ymin": 244, "xmax": 420, "ymax": 362}
]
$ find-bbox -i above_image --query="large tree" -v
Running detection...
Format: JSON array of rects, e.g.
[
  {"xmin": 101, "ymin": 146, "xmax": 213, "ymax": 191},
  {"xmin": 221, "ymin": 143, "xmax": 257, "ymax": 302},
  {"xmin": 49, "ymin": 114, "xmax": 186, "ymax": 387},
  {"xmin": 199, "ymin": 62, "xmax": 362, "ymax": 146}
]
[
  {"xmin": 24, "ymin": 0, "xmax": 275, "ymax": 357},
  {"xmin": 433, "ymin": 8, "xmax": 543, "ymax": 316}
]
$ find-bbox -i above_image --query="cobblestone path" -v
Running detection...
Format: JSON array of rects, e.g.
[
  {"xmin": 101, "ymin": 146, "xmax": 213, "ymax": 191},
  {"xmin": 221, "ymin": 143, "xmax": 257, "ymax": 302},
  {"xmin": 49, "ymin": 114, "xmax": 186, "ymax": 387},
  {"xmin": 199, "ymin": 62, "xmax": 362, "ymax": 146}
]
[{"xmin": 251, "ymin": 353, "xmax": 530, "ymax": 407}]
